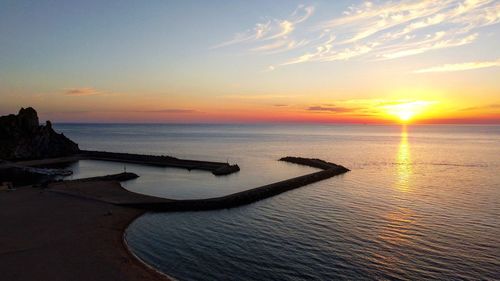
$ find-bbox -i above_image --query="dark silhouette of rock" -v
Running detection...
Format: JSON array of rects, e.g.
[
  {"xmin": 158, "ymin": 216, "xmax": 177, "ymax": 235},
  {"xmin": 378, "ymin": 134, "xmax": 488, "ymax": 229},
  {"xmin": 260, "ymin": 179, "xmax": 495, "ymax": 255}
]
[{"xmin": 0, "ymin": 107, "xmax": 80, "ymax": 160}]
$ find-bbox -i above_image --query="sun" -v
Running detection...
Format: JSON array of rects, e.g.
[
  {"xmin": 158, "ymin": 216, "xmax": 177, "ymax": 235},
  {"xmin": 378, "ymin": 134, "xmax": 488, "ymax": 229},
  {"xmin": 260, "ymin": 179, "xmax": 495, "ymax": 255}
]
[
  {"xmin": 396, "ymin": 109, "xmax": 414, "ymax": 122},
  {"xmin": 383, "ymin": 101, "xmax": 433, "ymax": 123}
]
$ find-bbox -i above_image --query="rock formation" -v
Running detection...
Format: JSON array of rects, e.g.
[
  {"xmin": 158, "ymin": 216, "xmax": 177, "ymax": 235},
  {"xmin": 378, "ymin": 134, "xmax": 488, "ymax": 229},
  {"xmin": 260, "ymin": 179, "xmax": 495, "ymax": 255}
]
[{"xmin": 0, "ymin": 107, "xmax": 80, "ymax": 160}]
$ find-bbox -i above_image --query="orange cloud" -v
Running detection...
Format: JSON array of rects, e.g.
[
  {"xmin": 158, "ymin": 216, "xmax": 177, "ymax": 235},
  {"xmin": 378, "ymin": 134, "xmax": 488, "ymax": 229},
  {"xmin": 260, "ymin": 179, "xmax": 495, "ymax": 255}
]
[
  {"xmin": 64, "ymin": 87, "xmax": 102, "ymax": 96},
  {"xmin": 307, "ymin": 105, "xmax": 358, "ymax": 113}
]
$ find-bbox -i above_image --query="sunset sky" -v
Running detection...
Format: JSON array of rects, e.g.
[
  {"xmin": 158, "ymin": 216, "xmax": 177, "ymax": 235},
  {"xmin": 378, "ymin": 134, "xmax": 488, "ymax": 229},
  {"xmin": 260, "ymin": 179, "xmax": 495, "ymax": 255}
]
[{"xmin": 1, "ymin": 0, "xmax": 499, "ymax": 123}]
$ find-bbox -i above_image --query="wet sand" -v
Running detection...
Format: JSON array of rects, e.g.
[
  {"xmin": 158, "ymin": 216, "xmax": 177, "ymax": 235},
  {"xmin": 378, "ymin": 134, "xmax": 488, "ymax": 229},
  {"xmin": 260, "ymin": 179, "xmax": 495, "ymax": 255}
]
[{"xmin": 0, "ymin": 186, "xmax": 171, "ymax": 281}]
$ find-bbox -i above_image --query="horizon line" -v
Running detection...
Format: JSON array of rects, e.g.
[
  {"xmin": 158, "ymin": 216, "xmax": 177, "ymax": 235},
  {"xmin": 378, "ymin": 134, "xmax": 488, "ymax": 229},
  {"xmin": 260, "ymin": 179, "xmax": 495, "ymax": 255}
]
[{"xmin": 50, "ymin": 121, "xmax": 500, "ymax": 126}]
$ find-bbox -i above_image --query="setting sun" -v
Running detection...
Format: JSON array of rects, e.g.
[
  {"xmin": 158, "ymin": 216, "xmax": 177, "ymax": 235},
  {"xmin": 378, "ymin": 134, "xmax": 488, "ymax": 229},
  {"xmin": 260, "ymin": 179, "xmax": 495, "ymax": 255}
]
[
  {"xmin": 383, "ymin": 101, "xmax": 435, "ymax": 123},
  {"xmin": 396, "ymin": 110, "xmax": 414, "ymax": 122}
]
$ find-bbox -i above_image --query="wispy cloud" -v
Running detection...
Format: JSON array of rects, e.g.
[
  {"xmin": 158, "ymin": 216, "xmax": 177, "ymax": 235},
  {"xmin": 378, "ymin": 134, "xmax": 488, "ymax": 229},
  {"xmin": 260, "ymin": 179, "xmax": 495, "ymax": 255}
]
[
  {"xmin": 251, "ymin": 39, "xmax": 309, "ymax": 54},
  {"xmin": 414, "ymin": 59, "xmax": 500, "ymax": 73},
  {"xmin": 307, "ymin": 105, "xmax": 357, "ymax": 113},
  {"xmin": 319, "ymin": 1, "xmax": 449, "ymax": 44},
  {"xmin": 285, "ymin": 0, "xmax": 499, "ymax": 65},
  {"xmin": 461, "ymin": 103, "xmax": 500, "ymax": 111},
  {"xmin": 219, "ymin": 94, "xmax": 300, "ymax": 100},
  {"xmin": 64, "ymin": 87, "xmax": 102, "ymax": 96},
  {"xmin": 379, "ymin": 32, "xmax": 479, "ymax": 59},
  {"xmin": 212, "ymin": 5, "xmax": 314, "ymax": 51},
  {"xmin": 44, "ymin": 109, "xmax": 199, "ymax": 115},
  {"xmin": 219, "ymin": 1, "xmax": 499, "ymax": 68},
  {"xmin": 136, "ymin": 109, "xmax": 197, "ymax": 113},
  {"xmin": 303, "ymin": 99, "xmax": 438, "ymax": 119}
]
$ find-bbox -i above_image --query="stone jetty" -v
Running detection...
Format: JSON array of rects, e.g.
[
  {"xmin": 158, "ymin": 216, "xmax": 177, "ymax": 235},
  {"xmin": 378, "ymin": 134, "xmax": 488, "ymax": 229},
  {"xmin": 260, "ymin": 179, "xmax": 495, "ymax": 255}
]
[{"xmin": 47, "ymin": 157, "xmax": 349, "ymax": 212}]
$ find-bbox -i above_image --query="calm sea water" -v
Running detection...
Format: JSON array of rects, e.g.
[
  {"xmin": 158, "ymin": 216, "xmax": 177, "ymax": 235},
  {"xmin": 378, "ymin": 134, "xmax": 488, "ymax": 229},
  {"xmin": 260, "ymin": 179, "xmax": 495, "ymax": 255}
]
[{"xmin": 56, "ymin": 124, "xmax": 500, "ymax": 281}]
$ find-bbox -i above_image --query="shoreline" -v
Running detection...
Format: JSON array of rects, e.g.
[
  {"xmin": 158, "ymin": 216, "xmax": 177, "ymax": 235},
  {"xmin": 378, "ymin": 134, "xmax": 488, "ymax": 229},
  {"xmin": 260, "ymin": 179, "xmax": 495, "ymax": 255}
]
[
  {"xmin": 0, "ymin": 186, "xmax": 171, "ymax": 281},
  {"xmin": 123, "ymin": 215, "xmax": 178, "ymax": 281},
  {"xmin": 1, "ymin": 156, "xmax": 349, "ymax": 280}
]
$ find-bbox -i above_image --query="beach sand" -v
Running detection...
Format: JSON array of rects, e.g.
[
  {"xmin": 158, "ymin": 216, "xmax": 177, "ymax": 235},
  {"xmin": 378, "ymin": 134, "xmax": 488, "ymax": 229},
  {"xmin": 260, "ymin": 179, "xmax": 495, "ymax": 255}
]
[{"xmin": 0, "ymin": 185, "xmax": 170, "ymax": 281}]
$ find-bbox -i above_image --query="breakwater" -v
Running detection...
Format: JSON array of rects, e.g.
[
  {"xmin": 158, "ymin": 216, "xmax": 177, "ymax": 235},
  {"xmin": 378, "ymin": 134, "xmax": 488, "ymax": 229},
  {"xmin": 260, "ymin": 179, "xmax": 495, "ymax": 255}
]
[
  {"xmin": 49, "ymin": 157, "xmax": 349, "ymax": 212},
  {"xmin": 81, "ymin": 150, "xmax": 240, "ymax": 176},
  {"xmin": 126, "ymin": 165, "xmax": 348, "ymax": 212},
  {"xmin": 63, "ymin": 172, "xmax": 140, "ymax": 183},
  {"xmin": 280, "ymin": 156, "xmax": 346, "ymax": 170}
]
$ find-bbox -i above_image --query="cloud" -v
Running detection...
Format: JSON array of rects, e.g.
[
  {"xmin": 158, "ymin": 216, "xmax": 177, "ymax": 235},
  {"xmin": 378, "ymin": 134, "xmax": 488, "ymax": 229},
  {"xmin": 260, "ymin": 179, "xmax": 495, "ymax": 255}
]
[
  {"xmin": 307, "ymin": 105, "xmax": 357, "ymax": 113},
  {"xmin": 251, "ymin": 40, "xmax": 289, "ymax": 52},
  {"xmin": 265, "ymin": 65, "xmax": 276, "ymax": 72},
  {"xmin": 291, "ymin": 4, "xmax": 315, "ymax": 24},
  {"xmin": 64, "ymin": 87, "xmax": 102, "ymax": 96},
  {"xmin": 134, "ymin": 109, "xmax": 197, "ymax": 113},
  {"xmin": 282, "ymin": 35, "xmax": 337, "ymax": 65},
  {"xmin": 52, "ymin": 109, "xmax": 198, "ymax": 114},
  {"xmin": 212, "ymin": 5, "xmax": 314, "ymax": 50},
  {"xmin": 251, "ymin": 39, "xmax": 309, "ymax": 54},
  {"xmin": 265, "ymin": 20, "xmax": 295, "ymax": 40},
  {"xmin": 320, "ymin": 1, "xmax": 450, "ymax": 44},
  {"xmin": 44, "ymin": 110, "xmax": 93, "ymax": 114},
  {"xmin": 211, "ymin": 22, "xmax": 271, "ymax": 48},
  {"xmin": 305, "ymin": 99, "xmax": 439, "ymax": 119},
  {"xmin": 220, "ymin": 94, "xmax": 299, "ymax": 100},
  {"xmin": 221, "ymin": 1, "xmax": 499, "ymax": 68},
  {"xmin": 414, "ymin": 59, "xmax": 500, "ymax": 73},
  {"xmin": 306, "ymin": 0, "xmax": 496, "ymax": 64},
  {"xmin": 461, "ymin": 103, "xmax": 500, "ymax": 111},
  {"xmin": 379, "ymin": 32, "xmax": 479, "ymax": 59}
]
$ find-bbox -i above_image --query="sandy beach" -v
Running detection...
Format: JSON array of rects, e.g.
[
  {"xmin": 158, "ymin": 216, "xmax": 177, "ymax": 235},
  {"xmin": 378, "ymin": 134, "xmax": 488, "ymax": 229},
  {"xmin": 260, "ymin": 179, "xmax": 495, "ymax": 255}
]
[{"xmin": 0, "ymin": 185, "xmax": 170, "ymax": 281}]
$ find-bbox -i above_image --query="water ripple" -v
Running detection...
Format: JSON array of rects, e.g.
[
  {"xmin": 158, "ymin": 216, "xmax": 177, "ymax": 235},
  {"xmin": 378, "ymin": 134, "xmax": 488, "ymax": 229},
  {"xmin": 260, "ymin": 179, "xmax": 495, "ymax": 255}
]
[{"xmin": 64, "ymin": 124, "xmax": 500, "ymax": 281}]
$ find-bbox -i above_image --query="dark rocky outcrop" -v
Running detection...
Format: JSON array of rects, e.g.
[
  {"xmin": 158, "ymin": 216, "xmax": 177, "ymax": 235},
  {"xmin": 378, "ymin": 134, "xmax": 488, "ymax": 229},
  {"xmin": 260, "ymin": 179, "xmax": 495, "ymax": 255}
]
[{"xmin": 0, "ymin": 107, "xmax": 80, "ymax": 160}]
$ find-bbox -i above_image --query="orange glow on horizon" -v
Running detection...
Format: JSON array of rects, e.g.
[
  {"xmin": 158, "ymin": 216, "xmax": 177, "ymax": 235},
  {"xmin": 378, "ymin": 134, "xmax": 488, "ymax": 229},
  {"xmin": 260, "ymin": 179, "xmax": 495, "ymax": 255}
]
[{"xmin": 5, "ymin": 94, "xmax": 498, "ymax": 124}]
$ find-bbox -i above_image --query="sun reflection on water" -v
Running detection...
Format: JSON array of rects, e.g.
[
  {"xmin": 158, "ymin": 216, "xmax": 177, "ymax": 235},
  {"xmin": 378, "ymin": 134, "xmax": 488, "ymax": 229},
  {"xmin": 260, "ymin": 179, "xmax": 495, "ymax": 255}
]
[
  {"xmin": 374, "ymin": 126, "xmax": 417, "ymax": 267},
  {"xmin": 397, "ymin": 125, "xmax": 411, "ymax": 192}
]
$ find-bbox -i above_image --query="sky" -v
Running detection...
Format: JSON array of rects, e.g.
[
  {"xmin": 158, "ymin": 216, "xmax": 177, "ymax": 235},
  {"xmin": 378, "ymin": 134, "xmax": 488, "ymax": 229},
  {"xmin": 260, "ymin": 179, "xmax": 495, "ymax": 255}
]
[{"xmin": 0, "ymin": 0, "xmax": 499, "ymax": 124}]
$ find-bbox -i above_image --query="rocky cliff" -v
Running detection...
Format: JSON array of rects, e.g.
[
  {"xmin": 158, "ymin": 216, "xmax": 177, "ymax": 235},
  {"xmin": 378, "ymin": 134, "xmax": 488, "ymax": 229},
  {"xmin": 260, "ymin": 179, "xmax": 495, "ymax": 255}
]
[{"xmin": 0, "ymin": 107, "xmax": 80, "ymax": 160}]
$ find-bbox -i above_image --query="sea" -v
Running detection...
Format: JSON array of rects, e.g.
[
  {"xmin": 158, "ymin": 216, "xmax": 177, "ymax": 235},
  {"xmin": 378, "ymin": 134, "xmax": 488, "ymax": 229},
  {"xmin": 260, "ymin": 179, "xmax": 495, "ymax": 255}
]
[{"xmin": 55, "ymin": 123, "xmax": 500, "ymax": 281}]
